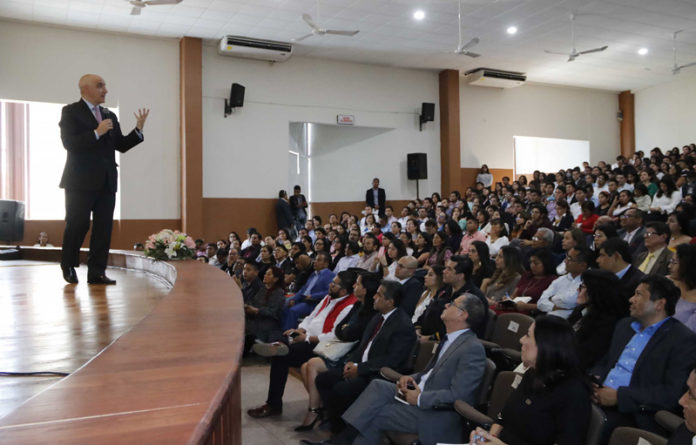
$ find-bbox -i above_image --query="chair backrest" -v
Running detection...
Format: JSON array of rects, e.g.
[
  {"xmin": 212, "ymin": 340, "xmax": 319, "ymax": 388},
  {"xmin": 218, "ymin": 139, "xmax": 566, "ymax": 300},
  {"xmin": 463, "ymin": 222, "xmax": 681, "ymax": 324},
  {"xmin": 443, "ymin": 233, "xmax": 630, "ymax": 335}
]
[
  {"xmin": 474, "ymin": 358, "xmax": 497, "ymax": 407},
  {"xmin": 608, "ymin": 427, "xmax": 668, "ymax": 445},
  {"xmin": 484, "ymin": 309, "xmax": 497, "ymax": 340},
  {"xmin": 412, "ymin": 340, "xmax": 437, "ymax": 373},
  {"xmin": 490, "ymin": 313, "xmax": 535, "ymax": 351},
  {"xmin": 486, "ymin": 370, "xmax": 519, "ymax": 418},
  {"xmin": 585, "ymin": 404, "xmax": 607, "ymax": 445}
]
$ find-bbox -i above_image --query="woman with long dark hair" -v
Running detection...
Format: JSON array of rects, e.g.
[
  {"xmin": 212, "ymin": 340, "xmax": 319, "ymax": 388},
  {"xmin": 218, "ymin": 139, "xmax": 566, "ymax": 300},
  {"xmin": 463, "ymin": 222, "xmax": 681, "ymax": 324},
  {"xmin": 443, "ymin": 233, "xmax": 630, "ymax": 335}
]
[
  {"xmin": 427, "ymin": 231, "xmax": 453, "ymax": 268},
  {"xmin": 567, "ymin": 269, "xmax": 624, "ymax": 370},
  {"xmin": 470, "ymin": 316, "xmax": 591, "ymax": 445},
  {"xmin": 379, "ymin": 239, "xmax": 407, "ymax": 280},
  {"xmin": 258, "ymin": 245, "xmax": 274, "ymax": 277},
  {"xmin": 671, "ymin": 244, "xmax": 696, "ymax": 333},
  {"xmin": 502, "ymin": 248, "xmax": 557, "ymax": 314},
  {"xmin": 650, "ymin": 175, "xmax": 682, "ymax": 218},
  {"xmin": 482, "ymin": 245, "xmax": 523, "ymax": 303},
  {"xmin": 413, "ymin": 232, "xmax": 433, "ymax": 267},
  {"xmin": 667, "ymin": 211, "xmax": 693, "ymax": 250},
  {"xmin": 244, "ymin": 267, "xmax": 285, "ymax": 354},
  {"xmin": 468, "ymin": 241, "xmax": 495, "ymax": 288},
  {"xmin": 412, "ymin": 265, "xmax": 445, "ymax": 325}
]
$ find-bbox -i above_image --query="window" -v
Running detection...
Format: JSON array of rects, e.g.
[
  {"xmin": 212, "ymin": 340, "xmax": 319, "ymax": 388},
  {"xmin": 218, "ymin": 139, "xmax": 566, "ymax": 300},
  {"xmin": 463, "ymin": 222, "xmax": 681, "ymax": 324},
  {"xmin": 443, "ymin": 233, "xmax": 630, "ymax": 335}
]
[
  {"xmin": 0, "ymin": 99, "xmax": 120, "ymax": 219},
  {"xmin": 514, "ymin": 135, "xmax": 589, "ymax": 178}
]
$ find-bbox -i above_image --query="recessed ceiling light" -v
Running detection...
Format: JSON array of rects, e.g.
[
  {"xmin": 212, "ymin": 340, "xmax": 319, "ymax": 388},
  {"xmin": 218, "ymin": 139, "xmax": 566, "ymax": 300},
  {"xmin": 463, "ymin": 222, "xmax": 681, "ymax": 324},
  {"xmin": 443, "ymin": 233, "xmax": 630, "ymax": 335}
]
[
  {"xmin": 506, "ymin": 26, "xmax": 518, "ymax": 35},
  {"xmin": 413, "ymin": 10, "xmax": 425, "ymax": 21},
  {"xmin": 638, "ymin": 47, "xmax": 649, "ymax": 55}
]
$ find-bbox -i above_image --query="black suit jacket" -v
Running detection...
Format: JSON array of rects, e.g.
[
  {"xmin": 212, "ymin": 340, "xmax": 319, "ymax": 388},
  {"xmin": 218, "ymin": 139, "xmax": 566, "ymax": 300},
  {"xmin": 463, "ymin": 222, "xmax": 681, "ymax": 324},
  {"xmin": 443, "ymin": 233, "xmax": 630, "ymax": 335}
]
[
  {"xmin": 619, "ymin": 226, "xmax": 647, "ymax": 259},
  {"xmin": 399, "ymin": 271, "xmax": 426, "ymax": 317},
  {"xmin": 618, "ymin": 265, "xmax": 645, "ymax": 315},
  {"xmin": 276, "ymin": 198, "xmax": 294, "ymax": 231},
  {"xmin": 59, "ymin": 99, "xmax": 142, "ymax": 193},
  {"xmin": 593, "ymin": 317, "xmax": 696, "ymax": 432},
  {"xmin": 365, "ymin": 187, "xmax": 386, "ymax": 211},
  {"xmin": 348, "ymin": 308, "xmax": 415, "ymax": 377}
]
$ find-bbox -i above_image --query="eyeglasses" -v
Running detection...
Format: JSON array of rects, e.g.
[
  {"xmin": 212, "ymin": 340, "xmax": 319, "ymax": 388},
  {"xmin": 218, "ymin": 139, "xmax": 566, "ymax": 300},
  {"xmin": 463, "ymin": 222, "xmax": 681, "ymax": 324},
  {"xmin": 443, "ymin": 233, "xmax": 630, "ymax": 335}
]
[
  {"xmin": 644, "ymin": 232, "xmax": 659, "ymax": 238},
  {"xmin": 669, "ymin": 258, "xmax": 679, "ymax": 264},
  {"xmin": 621, "ymin": 213, "xmax": 637, "ymax": 219},
  {"xmin": 446, "ymin": 302, "xmax": 467, "ymax": 312},
  {"xmin": 565, "ymin": 255, "xmax": 581, "ymax": 262}
]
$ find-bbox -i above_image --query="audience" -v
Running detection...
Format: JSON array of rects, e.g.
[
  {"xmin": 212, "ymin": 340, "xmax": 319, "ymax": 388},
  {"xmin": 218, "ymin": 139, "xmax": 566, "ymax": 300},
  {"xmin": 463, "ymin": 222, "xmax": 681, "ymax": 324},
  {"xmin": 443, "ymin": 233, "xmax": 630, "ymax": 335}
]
[
  {"xmin": 244, "ymin": 266, "xmax": 285, "ymax": 354},
  {"xmin": 597, "ymin": 238, "xmax": 645, "ymax": 315},
  {"xmin": 671, "ymin": 244, "xmax": 696, "ymax": 332},
  {"xmin": 634, "ymin": 221, "xmax": 672, "ymax": 276},
  {"xmin": 482, "ymin": 245, "xmax": 523, "ymax": 303},
  {"xmin": 536, "ymin": 246, "xmax": 588, "ymax": 318},
  {"xmin": 283, "ymin": 251, "xmax": 335, "ymax": 331}
]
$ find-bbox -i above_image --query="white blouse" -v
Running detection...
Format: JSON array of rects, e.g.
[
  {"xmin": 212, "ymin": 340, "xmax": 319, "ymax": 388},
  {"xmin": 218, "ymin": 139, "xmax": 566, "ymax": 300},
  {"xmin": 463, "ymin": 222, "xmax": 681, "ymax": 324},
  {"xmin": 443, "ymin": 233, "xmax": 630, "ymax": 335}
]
[
  {"xmin": 651, "ymin": 190, "xmax": 682, "ymax": 214},
  {"xmin": 486, "ymin": 236, "xmax": 510, "ymax": 258}
]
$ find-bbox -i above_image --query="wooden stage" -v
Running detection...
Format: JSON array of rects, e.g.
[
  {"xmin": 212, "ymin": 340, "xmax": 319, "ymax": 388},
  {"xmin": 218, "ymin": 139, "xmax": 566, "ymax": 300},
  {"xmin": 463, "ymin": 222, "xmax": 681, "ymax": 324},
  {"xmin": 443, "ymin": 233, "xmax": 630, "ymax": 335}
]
[{"xmin": 0, "ymin": 248, "xmax": 244, "ymax": 444}]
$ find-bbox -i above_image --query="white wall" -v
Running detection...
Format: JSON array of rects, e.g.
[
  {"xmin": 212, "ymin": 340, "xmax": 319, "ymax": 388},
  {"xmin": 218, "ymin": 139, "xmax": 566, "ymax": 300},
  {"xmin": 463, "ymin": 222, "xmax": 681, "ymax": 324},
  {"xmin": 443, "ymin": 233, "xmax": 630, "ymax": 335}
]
[
  {"xmin": 635, "ymin": 72, "xmax": 696, "ymax": 151},
  {"xmin": 459, "ymin": 81, "xmax": 620, "ymax": 170},
  {"xmin": 0, "ymin": 21, "xmax": 180, "ymax": 219},
  {"xmin": 201, "ymin": 48, "xmax": 441, "ymax": 201}
]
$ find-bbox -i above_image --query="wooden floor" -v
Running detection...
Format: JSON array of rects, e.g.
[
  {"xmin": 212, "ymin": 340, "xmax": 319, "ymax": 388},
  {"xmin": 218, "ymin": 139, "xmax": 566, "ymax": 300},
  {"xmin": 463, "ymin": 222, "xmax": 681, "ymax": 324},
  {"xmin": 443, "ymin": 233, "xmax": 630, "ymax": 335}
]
[{"xmin": 0, "ymin": 260, "xmax": 171, "ymax": 420}]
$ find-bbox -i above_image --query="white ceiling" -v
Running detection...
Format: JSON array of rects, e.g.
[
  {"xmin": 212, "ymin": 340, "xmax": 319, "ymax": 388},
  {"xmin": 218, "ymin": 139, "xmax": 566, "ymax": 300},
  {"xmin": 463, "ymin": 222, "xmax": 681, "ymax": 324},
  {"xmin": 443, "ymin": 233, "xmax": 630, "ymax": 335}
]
[{"xmin": 3, "ymin": 0, "xmax": 696, "ymax": 91}]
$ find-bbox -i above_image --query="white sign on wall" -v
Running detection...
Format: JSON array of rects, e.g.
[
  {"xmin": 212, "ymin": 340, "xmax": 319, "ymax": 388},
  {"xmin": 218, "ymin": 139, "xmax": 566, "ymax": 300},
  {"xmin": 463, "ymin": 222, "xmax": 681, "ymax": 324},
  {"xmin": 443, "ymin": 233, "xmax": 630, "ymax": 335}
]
[{"xmin": 337, "ymin": 114, "xmax": 355, "ymax": 126}]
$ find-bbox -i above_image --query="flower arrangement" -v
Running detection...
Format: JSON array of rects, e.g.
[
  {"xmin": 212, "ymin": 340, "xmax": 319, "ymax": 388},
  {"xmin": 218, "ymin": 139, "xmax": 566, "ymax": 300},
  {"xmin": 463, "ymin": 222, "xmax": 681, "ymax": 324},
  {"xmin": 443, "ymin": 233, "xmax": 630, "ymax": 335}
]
[{"xmin": 144, "ymin": 229, "xmax": 196, "ymax": 260}]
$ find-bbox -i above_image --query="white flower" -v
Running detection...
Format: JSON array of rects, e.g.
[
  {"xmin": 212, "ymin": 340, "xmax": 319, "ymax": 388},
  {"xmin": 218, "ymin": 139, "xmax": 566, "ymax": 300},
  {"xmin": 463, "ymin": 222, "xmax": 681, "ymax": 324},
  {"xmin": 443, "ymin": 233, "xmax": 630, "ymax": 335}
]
[{"xmin": 164, "ymin": 246, "xmax": 177, "ymax": 258}]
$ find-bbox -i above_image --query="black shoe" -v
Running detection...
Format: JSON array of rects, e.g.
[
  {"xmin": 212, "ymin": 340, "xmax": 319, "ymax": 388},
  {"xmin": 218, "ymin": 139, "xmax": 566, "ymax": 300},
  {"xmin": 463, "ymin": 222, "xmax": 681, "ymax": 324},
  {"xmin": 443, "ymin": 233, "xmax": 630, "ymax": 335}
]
[
  {"xmin": 62, "ymin": 267, "xmax": 78, "ymax": 284},
  {"xmin": 87, "ymin": 274, "xmax": 116, "ymax": 285},
  {"xmin": 294, "ymin": 408, "xmax": 324, "ymax": 432}
]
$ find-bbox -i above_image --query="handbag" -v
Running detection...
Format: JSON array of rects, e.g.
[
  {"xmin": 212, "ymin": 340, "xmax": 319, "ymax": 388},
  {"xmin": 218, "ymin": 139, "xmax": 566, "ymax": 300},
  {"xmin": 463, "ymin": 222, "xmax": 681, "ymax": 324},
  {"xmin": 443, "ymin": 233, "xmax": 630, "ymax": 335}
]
[{"xmin": 313, "ymin": 339, "xmax": 357, "ymax": 362}]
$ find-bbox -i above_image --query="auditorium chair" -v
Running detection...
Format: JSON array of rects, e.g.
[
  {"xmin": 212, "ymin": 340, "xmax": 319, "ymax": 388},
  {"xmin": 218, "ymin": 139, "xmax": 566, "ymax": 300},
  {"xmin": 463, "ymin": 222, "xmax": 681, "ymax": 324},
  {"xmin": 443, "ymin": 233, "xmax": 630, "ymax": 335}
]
[
  {"xmin": 608, "ymin": 427, "xmax": 668, "ymax": 445},
  {"xmin": 479, "ymin": 313, "xmax": 534, "ymax": 370},
  {"xmin": 655, "ymin": 409, "xmax": 685, "ymax": 434},
  {"xmin": 380, "ymin": 359, "xmax": 496, "ymax": 445}
]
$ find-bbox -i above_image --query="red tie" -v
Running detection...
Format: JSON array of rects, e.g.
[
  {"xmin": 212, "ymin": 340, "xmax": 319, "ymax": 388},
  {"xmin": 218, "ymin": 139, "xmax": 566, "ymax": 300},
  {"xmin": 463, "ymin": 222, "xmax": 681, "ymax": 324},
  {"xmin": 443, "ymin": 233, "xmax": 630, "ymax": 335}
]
[
  {"xmin": 94, "ymin": 106, "xmax": 102, "ymax": 123},
  {"xmin": 359, "ymin": 316, "xmax": 384, "ymax": 356}
]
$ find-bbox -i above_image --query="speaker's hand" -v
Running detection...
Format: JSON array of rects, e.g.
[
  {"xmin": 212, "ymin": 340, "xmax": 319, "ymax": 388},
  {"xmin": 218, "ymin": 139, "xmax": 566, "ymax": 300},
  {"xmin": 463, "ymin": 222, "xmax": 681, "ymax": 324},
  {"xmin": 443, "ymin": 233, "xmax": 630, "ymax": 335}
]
[
  {"xmin": 96, "ymin": 119, "xmax": 113, "ymax": 136},
  {"xmin": 134, "ymin": 108, "xmax": 150, "ymax": 131}
]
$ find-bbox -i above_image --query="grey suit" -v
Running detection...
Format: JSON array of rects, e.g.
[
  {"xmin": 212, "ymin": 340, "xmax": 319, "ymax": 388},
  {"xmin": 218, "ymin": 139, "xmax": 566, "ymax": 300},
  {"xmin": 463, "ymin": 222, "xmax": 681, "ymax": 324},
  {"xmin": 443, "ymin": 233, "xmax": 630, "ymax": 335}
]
[
  {"xmin": 633, "ymin": 248, "xmax": 672, "ymax": 276},
  {"xmin": 342, "ymin": 329, "xmax": 486, "ymax": 445}
]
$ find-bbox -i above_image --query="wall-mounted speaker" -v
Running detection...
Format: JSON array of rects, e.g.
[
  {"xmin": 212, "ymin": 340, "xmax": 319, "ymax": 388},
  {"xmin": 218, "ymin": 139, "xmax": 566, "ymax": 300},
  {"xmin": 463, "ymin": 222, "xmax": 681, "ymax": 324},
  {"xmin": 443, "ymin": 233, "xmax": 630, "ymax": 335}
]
[
  {"xmin": 224, "ymin": 83, "xmax": 245, "ymax": 117},
  {"xmin": 407, "ymin": 153, "xmax": 428, "ymax": 180},
  {"xmin": 419, "ymin": 102, "xmax": 435, "ymax": 131}
]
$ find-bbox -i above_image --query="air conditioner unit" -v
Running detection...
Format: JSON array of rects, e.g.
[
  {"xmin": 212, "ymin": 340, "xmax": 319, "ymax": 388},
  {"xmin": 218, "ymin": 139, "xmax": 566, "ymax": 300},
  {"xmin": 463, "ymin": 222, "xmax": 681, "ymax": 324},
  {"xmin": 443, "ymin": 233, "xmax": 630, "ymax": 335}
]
[
  {"xmin": 218, "ymin": 35, "xmax": 293, "ymax": 62},
  {"xmin": 463, "ymin": 68, "xmax": 526, "ymax": 88}
]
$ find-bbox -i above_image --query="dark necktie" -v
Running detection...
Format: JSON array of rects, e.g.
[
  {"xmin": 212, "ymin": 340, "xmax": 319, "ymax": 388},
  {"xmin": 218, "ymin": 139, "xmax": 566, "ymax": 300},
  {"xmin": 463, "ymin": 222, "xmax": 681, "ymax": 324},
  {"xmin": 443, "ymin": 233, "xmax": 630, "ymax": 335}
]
[
  {"xmin": 359, "ymin": 316, "xmax": 384, "ymax": 356},
  {"xmin": 423, "ymin": 334, "xmax": 448, "ymax": 373}
]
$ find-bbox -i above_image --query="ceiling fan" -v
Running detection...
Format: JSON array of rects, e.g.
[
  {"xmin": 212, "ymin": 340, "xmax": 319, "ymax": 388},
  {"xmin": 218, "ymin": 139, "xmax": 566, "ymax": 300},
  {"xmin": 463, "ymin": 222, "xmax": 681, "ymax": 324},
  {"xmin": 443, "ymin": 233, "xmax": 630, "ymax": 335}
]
[
  {"xmin": 129, "ymin": 0, "xmax": 182, "ymax": 16},
  {"xmin": 453, "ymin": 0, "xmax": 481, "ymax": 57},
  {"xmin": 293, "ymin": 13, "xmax": 359, "ymax": 42},
  {"xmin": 672, "ymin": 30, "xmax": 696, "ymax": 74},
  {"xmin": 544, "ymin": 13, "xmax": 608, "ymax": 62}
]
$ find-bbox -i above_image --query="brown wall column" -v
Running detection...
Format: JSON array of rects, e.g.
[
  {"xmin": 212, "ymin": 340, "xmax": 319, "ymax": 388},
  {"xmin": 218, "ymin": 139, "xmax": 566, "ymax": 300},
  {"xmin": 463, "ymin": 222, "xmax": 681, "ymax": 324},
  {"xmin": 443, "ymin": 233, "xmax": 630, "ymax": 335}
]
[
  {"xmin": 439, "ymin": 69, "xmax": 461, "ymax": 195},
  {"xmin": 180, "ymin": 37, "xmax": 203, "ymax": 237},
  {"xmin": 619, "ymin": 90, "xmax": 635, "ymax": 158}
]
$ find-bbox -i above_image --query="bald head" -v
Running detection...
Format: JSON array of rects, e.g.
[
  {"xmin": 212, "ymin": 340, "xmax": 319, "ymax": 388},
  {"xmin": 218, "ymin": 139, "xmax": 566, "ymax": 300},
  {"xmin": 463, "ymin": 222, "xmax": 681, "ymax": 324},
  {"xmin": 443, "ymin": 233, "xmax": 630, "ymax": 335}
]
[
  {"xmin": 79, "ymin": 74, "xmax": 107, "ymax": 105},
  {"xmin": 395, "ymin": 255, "xmax": 418, "ymax": 280}
]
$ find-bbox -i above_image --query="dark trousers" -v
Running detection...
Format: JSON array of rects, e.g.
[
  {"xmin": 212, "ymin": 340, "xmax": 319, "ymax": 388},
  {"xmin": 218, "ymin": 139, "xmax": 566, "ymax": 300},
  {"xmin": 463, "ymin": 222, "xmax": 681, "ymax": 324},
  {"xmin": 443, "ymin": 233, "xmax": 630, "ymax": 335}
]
[
  {"xmin": 266, "ymin": 341, "xmax": 315, "ymax": 409},
  {"xmin": 61, "ymin": 186, "xmax": 115, "ymax": 275},
  {"xmin": 598, "ymin": 407, "xmax": 637, "ymax": 445},
  {"xmin": 316, "ymin": 368, "xmax": 371, "ymax": 434}
]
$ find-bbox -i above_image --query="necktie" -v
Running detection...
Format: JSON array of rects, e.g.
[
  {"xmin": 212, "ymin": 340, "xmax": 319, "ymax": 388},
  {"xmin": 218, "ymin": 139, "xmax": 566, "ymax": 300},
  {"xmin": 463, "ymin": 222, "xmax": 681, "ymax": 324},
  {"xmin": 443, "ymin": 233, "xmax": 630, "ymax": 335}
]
[
  {"xmin": 94, "ymin": 106, "xmax": 102, "ymax": 123},
  {"xmin": 359, "ymin": 316, "xmax": 384, "ymax": 356},
  {"xmin": 638, "ymin": 253, "xmax": 654, "ymax": 273},
  {"xmin": 422, "ymin": 334, "xmax": 449, "ymax": 373}
]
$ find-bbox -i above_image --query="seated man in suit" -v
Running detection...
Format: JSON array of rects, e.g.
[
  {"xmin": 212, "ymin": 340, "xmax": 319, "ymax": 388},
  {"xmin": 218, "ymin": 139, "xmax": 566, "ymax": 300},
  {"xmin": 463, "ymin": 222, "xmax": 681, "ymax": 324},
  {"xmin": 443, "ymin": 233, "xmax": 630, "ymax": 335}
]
[
  {"xmin": 597, "ymin": 238, "xmax": 645, "ymax": 316},
  {"xmin": 283, "ymin": 251, "xmax": 336, "ymax": 330},
  {"xmin": 634, "ymin": 221, "xmax": 673, "ymax": 276},
  {"xmin": 391, "ymin": 255, "xmax": 425, "ymax": 316},
  {"xmin": 248, "ymin": 271, "xmax": 358, "ymax": 418},
  {"xmin": 308, "ymin": 292, "xmax": 486, "ymax": 445},
  {"xmin": 315, "ymin": 280, "xmax": 416, "ymax": 434},
  {"xmin": 618, "ymin": 208, "xmax": 647, "ymax": 259},
  {"xmin": 592, "ymin": 275, "xmax": 696, "ymax": 444},
  {"xmin": 669, "ymin": 365, "xmax": 696, "ymax": 445}
]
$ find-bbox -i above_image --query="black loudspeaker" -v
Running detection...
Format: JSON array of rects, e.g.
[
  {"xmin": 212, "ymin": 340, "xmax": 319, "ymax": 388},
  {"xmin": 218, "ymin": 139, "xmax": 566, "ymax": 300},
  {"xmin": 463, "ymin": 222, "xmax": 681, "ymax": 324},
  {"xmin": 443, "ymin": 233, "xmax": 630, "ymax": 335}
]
[
  {"xmin": 421, "ymin": 103, "xmax": 435, "ymax": 122},
  {"xmin": 0, "ymin": 200, "xmax": 25, "ymax": 242},
  {"xmin": 407, "ymin": 153, "xmax": 428, "ymax": 180},
  {"xmin": 230, "ymin": 83, "xmax": 245, "ymax": 107}
]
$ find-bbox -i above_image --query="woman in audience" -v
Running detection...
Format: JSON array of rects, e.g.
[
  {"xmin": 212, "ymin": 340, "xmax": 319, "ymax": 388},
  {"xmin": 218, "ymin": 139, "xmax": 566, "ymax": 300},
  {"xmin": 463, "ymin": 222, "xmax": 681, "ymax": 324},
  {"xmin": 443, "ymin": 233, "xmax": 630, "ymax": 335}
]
[
  {"xmin": 444, "ymin": 219, "xmax": 463, "ymax": 253},
  {"xmin": 258, "ymin": 245, "xmax": 274, "ymax": 277},
  {"xmin": 552, "ymin": 199, "xmax": 574, "ymax": 232},
  {"xmin": 591, "ymin": 223, "xmax": 618, "ymax": 252},
  {"xmin": 398, "ymin": 231, "xmax": 414, "ymax": 256},
  {"xmin": 632, "ymin": 183, "xmax": 652, "ymax": 212},
  {"xmin": 314, "ymin": 238, "xmax": 329, "ymax": 255},
  {"xmin": 595, "ymin": 191, "xmax": 612, "ymax": 216},
  {"xmin": 478, "ymin": 210, "xmax": 491, "ymax": 235},
  {"xmin": 668, "ymin": 211, "xmax": 693, "ymax": 250},
  {"xmin": 477, "ymin": 164, "xmax": 493, "ymax": 189},
  {"xmin": 431, "ymin": 192, "xmax": 441, "ymax": 206},
  {"xmin": 302, "ymin": 235, "xmax": 314, "ymax": 257},
  {"xmin": 486, "ymin": 218, "xmax": 510, "ymax": 258},
  {"xmin": 510, "ymin": 212, "xmax": 530, "ymax": 240},
  {"xmin": 427, "ymin": 231, "xmax": 453, "ymax": 268},
  {"xmin": 228, "ymin": 231, "xmax": 241, "ymax": 248},
  {"xmin": 276, "ymin": 228, "xmax": 292, "ymax": 250},
  {"xmin": 413, "ymin": 232, "xmax": 432, "ymax": 267},
  {"xmin": 566, "ymin": 269, "xmax": 624, "ymax": 370},
  {"xmin": 650, "ymin": 175, "xmax": 682, "ymax": 219},
  {"xmin": 379, "ymin": 238, "xmax": 407, "ymax": 280},
  {"xmin": 412, "ymin": 265, "xmax": 445, "ymax": 326},
  {"xmin": 360, "ymin": 213, "xmax": 376, "ymax": 235},
  {"xmin": 469, "ymin": 241, "xmax": 496, "ymax": 288},
  {"xmin": 482, "ymin": 245, "xmax": 524, "ymax": 304},
  {"xmin": 575, "ymin": 201, "xmax": 598, "ymax": 235},
  {"xmin": 405, "ymin": 218, "xmax": 420, "ymax": 241},
  {"xmin": 670, "ymin": 244, "xmax": 696, "ymax": 333},
  {"xmin": 244, "ymin": 267, "xmax": 285, "ymax": 355},
  {"xmin": 639, "ymin": 169, "xmax": 659, "ymax": 198},
  {"xmin": 609, "ymin": 189, "xmax": 636, "ymax": 219},
  {"xmin": 510, "ymin": 249, "xmax": 558, "ymax": 312},
  {"xmin": 330, "ymin": 237, "xmax": 345, "ymax": 270},
  {"xmin": 295, "ymin": 270, "xmax": 380, "ymax": 431},
  {"xmin": 470, "ymin": 316, "xmax": 591, "ymax": 445},
  {"xmin": 556, "ymin": 228, "xmax": 586, "ymax": 275}
]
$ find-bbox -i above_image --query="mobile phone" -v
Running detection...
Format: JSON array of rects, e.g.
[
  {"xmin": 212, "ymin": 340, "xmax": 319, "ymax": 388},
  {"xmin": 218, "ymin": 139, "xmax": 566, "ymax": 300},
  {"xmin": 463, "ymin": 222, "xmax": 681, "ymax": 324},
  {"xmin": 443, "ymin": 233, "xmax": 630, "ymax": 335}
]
[
  {"xmin": 289, "ymin": 332, "xmax": 300, "ymax": 338},
  {"xmin": 406, "ymin": 382, "xmax": 416, "ymax": 390}
]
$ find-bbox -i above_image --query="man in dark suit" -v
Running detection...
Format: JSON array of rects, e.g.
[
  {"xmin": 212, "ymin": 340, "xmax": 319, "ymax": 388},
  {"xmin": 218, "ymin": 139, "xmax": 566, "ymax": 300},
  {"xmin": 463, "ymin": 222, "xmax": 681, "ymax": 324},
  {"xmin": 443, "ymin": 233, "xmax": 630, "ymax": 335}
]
[
  {"xmin": 592, "ymin": 275, "xmax": 696, "ymax": 443},
  {"xmin": 315, "ymin": 280, "xmax": 416, "ymax": 433},
  {"xmin": 289, "ymin": 185, "xmax": 308, "ymax": 232},
  {"xmin": 618, "ymin": 208, "xmax": 647, "ymax": 259},
  {"xmin": 306, "ymin": 292, "xmax": 486, "ymax": 445},
  {"xmin": 365, "ymin": 177, "xmax": 386, "ymax": 218},
  {"xmin": 275, "ymin": 189, "xmax": 294, "ymax": 236},
  {"xmin": 59, "ymin": 74, "xmax": 148, "ymax": 284},
  {"xmin": 597, "ymin": 238, "xmax": 645, "ymax": 316},
  {"xmin": 392, "ymin": 256, "xmax": 425, "ymax": 316},
  {"xmin": 633, "ymin": 222, "xmax": 673, "ymax": 276}
]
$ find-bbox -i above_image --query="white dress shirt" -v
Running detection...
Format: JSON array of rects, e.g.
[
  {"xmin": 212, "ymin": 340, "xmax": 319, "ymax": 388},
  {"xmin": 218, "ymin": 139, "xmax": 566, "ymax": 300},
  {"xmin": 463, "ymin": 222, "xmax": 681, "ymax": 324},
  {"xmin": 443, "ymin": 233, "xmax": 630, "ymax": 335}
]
[
  {"xmin": 299, "ymin": 294, "xmax": 356, "ymax": 344},
  {"xmin": 536, "ymin": 273, "xmax": 582, "ymax": 318},
  {"xmin": 361, "ymin": 308, "xmax": 397, "ymax": 362}
]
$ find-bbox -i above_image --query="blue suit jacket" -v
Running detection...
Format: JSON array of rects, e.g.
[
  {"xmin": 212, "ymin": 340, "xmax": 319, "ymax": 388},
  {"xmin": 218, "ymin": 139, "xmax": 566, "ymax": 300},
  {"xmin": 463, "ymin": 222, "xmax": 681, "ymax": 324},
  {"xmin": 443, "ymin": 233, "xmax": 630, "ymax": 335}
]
[{"xmin": 288, "ymin": 268, "xmax": 335, "ymax": 304}]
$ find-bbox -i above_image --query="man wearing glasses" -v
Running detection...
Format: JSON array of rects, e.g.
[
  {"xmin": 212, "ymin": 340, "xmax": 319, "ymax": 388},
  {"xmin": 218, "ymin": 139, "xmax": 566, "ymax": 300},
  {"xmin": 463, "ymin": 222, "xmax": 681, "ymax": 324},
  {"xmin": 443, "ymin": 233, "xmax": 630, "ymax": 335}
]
[
  {"xmin": 537, "ymin": 247, "xmax": 590, "ymax": 318},
  {"xmin": 619, "ymin": 209, "xmax": 647, "ymax": 259}
]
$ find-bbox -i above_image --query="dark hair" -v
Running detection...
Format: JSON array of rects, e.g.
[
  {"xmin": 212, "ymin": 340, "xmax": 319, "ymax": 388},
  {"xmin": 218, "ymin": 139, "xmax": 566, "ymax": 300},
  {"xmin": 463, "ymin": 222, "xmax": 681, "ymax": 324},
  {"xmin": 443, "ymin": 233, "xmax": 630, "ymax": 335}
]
[
  {"xmin": 594, "ymin": 223, "xmax": 618, "ymax": 240},
  {"xmin": 580, "ymin": 269, "xmax": 623, "ymax": 318},
  {"xmin": 565, "ymin": 228, "xmax": 587, "ymax": 250},
  {"xmin": 600, "ymin": 238, "xmax": 632, "ymax": 264},
  {"xmin": 314, "ymin": 250, "xmax": 332, "ymax": 266},
  {"xmin": 531, "ymin": 315, "xmax": 584, "ymax": 390},
  {"xmin": 670, "ymin": 212, "xmax": 692, "ymax": 237},
  {"xmin": 445, "ymin": 219, "xmax": 463, "ymax": 237},
  {"xmin": 581, "ymin": 201, "xmax": 595, "ymax": 212},
  {"xmin": 645, "ymin": 221, "xmax": 671, "ymax": 240},
  {"xmin": 675, "ymin": 244, "xmax": 696, "ymax": 289},
  {"xmin": 470, "ymin": 240, "xmax": 491, "ymax": 263},
  {"xmin": 556, "ymin": 199, "xmax": 570, "ymax": 211},
  {"xmin": 275, "ymin": 244, "xmax": 288, "ymax": 253},
  {"xmin": 380, "ymin": 280, "xmax": 403, "ymax": 307},
  {"xmin": 244, "ymin": 258, "xmax": 260, "ymax": 270},
  {"xmin": 450, "ymin": 255, "xmax": 474, "ymax": 281},
  {"xmin": 336, "ymin": 270, "xmax": 358, "ymax": 292},
  {"xmin": 291, "ymin": 241, "xmax": 306, "ymax": 254},
  {"xmin": 216, "ymin": 247, "xmax": 228, "ymax": 258},
  {"xmin": 428, "ymin": 264, "xmax": 445, "ymax": 286},
  {"xmin": 568, "ymin": 246, "xmax": 591, "ymax": 265},
  {"xmin": 346, "ymin": 240, "xmax": 360, "ymax": 255},
  {"xmin": 490, "ymin": 218, "xmax": 508, "ymax": 237},
  {"xmin": 638, "ymin": 274, "xmax": 680, "ymax": 316},
  {"xmin": 266, "ymin": 266, "xmax": 285, "ymax": 291},
  {"xmin": 656, "ymin": 175, "xmax": 678, "ymax": 198},
  {"xmin": 530, "ymin": 203, "xmax": 548, "ymax": 215},
  {"xmin": 530, "ymin": 248, "xmax": 556, "ymax": 276},
  {"xmin": 389, "ymin": 239, "xmax": 408, "ymax": 261},
  {"xmin": 260, "ymin": 245, "xmax": 274, "ymax": 260},
  {"xmin": 353, "ymin": 269, "xmax": 382, "ymax": 315}
]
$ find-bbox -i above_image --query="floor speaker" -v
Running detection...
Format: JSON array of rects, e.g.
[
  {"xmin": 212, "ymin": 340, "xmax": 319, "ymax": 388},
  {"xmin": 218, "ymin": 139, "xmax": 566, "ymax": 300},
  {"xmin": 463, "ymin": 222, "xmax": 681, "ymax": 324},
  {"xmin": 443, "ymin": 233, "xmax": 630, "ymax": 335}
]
[{"xmin": 0, "ymin": 200, "xmax": 25, "ymax": 242}]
